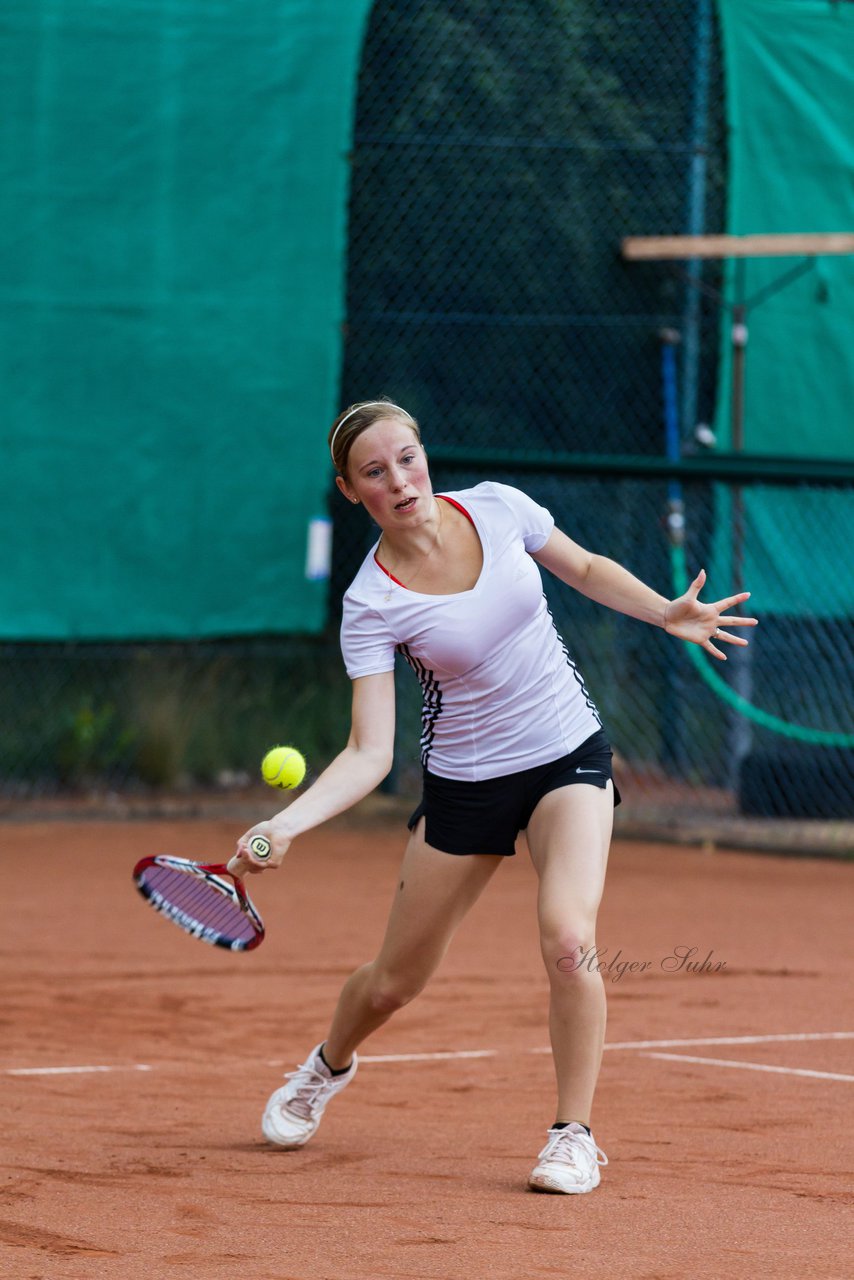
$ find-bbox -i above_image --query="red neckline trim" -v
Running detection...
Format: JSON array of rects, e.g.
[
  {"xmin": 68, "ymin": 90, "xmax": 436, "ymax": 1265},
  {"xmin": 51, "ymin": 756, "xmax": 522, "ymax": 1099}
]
[
  {"xmin": 374, "ymin": 494, "xmax": 473, "ymax": 585},
  {"xmin": 437, "ymin": 494, "xmax": 474, "ymax": 525}
]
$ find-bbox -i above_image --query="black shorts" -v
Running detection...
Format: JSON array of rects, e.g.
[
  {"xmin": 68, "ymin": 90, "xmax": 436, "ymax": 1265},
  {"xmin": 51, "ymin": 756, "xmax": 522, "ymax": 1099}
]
[{"xmin": 407, "ymin": 728, "xmax": 621, "ymax": 857}]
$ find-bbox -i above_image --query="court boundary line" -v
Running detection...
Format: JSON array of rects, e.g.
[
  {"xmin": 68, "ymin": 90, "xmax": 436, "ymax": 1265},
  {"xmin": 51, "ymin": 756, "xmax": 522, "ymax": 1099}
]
[
  {"xmin": 602, "ymin": 1031, "xmax": 854, "ymax": 1050},
  {"xmin": 4, "ymin": 1031, "xmax": 852, "ymax": 1077},
  {"xmin": 5, "ymin": 1064, "xmax": 153, "ymax": 1077},
  {"xmin": 645, "ymin": 1052, "xmax": 854, "ymax": 1083}
]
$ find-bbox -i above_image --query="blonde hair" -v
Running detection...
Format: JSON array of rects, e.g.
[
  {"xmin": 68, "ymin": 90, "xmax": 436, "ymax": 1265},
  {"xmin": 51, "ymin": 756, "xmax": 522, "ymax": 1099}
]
[{"xmin": 328, "ymin": 399, "xmax": 421, "ymax": 475}]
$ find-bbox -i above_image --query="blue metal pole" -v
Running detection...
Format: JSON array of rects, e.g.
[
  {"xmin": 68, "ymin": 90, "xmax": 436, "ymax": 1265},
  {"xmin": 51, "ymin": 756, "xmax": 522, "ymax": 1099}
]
[
  {"xmin": 661, "ymin": 329, "xmax": 688, "ymax": 775},
  {"xmin": 680, "ymin": 0, "xmax": 714, "ymax": 441}
]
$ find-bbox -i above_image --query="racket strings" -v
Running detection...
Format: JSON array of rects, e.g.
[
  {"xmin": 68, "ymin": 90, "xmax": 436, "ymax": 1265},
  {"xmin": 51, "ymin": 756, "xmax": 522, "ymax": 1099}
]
[{"xmin": 142, "ymin": 864, "xmax": 257, "ymax": 944}]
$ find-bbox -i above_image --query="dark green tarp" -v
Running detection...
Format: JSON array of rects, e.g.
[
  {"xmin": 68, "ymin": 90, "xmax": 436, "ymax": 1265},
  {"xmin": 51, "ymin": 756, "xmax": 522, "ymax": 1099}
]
[
  {"xmin": 714, "ymin": 0, "xmax": 854, "ymax": 618},
  {"xmin": 0, "ymin": 1, "xmax": 373, "ymax": 638}
]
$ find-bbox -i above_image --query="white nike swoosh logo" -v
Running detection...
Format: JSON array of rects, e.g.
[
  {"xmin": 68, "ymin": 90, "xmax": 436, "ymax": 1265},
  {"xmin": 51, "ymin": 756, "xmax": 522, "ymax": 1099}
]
[{"xmin": 575, "ymin": 768, "xmax": 602, "ymax": 775}]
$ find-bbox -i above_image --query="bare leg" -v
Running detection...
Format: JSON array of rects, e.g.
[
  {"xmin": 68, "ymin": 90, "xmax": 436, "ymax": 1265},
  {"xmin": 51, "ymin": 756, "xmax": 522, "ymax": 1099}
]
[
  {"xmin": 525, "ymin": 783, "xmax": 614, "ymax": 1124},
  {"xmin": 322, "ymin": 819, "xmax": 503, "ymax": 1069}
]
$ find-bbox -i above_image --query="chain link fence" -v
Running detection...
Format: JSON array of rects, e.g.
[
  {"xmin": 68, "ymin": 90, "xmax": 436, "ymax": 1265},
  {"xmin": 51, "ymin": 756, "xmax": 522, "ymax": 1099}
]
[
  {"xmin": 4, "ymin": 0, "xmax": 852, "ymax": 838},
  {"xmin": 342, "ymin": 0, "xmax": 726, "ymax": 456}
]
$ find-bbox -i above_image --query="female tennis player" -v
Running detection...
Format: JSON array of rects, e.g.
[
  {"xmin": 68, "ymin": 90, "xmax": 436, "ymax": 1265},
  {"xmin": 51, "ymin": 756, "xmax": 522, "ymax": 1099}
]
[{"xmin": 229, "ymin": 398, "xmax": 757, "ymax": 1194}]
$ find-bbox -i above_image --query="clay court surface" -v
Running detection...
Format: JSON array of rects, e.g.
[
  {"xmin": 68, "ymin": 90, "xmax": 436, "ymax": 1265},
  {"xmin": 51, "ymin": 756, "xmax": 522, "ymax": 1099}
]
[{"xmin": 2, "ymin": 813, "xmax": 852, "ymax": 1279}]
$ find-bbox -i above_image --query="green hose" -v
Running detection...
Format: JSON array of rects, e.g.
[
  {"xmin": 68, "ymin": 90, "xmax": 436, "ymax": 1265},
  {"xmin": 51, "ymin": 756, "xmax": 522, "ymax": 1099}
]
[{"xmin": 670, "ymin": 542, "xmax": 854, "ymax": 748}]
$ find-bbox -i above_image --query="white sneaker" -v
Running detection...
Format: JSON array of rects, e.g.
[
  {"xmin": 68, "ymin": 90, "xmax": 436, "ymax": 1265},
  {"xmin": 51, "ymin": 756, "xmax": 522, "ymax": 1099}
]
[
  {"xmin": 262, "ymin": 1043, "xmax": 358, "ymax": 1149},
  {"xmin": 528, "ymin": 1122, "xmax": 608, "ymax": 1194}
]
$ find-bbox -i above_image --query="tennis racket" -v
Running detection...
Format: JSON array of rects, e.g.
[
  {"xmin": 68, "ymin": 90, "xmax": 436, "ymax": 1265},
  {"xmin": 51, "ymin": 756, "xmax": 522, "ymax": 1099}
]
[{"xmin": 132, "ymin": 834, "xmax": 271, "ymax": 952}]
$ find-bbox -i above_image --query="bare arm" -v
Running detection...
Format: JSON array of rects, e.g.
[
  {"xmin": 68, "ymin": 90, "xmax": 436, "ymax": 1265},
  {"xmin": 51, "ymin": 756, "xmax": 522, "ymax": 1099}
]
[
  {"xmin": 227, "ymin": 671, "xmax": 395, "ymax": 875},
  {"xmin": 531, "ymin": 528, "xmax": 757, "ymax": 658}
]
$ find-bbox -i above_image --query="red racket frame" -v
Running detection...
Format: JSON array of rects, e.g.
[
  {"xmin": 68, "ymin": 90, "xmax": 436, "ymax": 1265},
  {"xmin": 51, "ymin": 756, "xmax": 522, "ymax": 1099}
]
[{"xmin": 133, "ymin": 856, "xmax": 265, "ymax": 952}]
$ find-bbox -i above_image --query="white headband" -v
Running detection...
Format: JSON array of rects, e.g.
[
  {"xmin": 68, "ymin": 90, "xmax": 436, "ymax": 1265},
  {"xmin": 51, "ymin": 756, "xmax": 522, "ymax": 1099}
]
[{"xmin": 329, "ymin": 401, "xmax": 410, "ymax": 462}]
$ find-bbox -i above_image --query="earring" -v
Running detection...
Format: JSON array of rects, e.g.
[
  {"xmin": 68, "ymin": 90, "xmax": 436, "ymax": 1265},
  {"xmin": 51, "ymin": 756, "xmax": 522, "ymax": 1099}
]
[{"xmin": 351, "ymin": 498, "xmax": 359, "ymax": 505}]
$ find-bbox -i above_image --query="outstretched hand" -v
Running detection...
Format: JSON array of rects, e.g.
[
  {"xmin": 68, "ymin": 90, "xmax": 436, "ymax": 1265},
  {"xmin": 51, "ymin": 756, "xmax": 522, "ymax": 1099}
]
[{"xmin": 664, "ymin": 568, "xmax": 758, "ymax": 661}]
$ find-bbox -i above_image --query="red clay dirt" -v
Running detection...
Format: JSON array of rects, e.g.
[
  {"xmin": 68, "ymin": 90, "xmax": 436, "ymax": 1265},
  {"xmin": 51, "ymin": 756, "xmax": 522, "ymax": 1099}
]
[{"xmin": 1, "ymin": 816, "xmax": 852, "ymax": 1279}]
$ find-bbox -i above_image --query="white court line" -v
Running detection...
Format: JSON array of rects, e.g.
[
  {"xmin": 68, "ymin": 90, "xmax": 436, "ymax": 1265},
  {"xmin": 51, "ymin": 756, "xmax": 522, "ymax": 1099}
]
[
  {"xmin": 269, "ymin": 1033, "xmax": 853, "ymax": 1068},
  {"xmin": 602, "ymin": 1031, "xmax": 854, "ymax": 1051},
  {"xmin": 646, "ymin": 1052, "xmax": 854, "ymax": 1083},
  {"xmin": 6, "ymin": 1064, "xmax": 152, "ymax": 1077},
  {"xmin": 6, "ymin": 1033, "xmax": 853, "ymax": 1077},
  {"xmin": 359, "ymin": 1049, "xmax": 497, "ymax": 1064}
]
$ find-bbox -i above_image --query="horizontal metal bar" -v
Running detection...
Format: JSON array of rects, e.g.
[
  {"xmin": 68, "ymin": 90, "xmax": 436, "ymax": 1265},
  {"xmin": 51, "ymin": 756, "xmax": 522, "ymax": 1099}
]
[
  {"xmin": 623, "ymin": 232, "xmax": 854, "ymax": 260},
  {"xmin": 429, "ymin": 449, "xmax": 854, "ymax": 485},
  {"xmin": 353, "ymin": 133, "xmax": 692, "ymax": 155},
  {"xmin": 350, "ymin": 310, "xmax": 681, "ymax": 329}
]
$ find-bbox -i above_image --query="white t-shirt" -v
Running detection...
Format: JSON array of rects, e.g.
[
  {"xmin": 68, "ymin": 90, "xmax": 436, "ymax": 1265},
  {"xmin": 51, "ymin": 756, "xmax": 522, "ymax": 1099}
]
[{"xmin": 340, "ymin": 481, "xmax": 602, "ymax": 781}]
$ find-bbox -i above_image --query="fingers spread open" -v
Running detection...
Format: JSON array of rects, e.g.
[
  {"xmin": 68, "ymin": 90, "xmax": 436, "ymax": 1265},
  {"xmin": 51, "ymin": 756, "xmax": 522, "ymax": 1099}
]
[
  {"xmin": 717, "ymin": 613, "xmax": 759, "ymax": 628},
  {"xmin": 714, "ymin": 629, "xmax": 749, "ymax": 647},
  {"xmin": 713, "ymin": 592, "xmax": 752, "ymax": 611}
]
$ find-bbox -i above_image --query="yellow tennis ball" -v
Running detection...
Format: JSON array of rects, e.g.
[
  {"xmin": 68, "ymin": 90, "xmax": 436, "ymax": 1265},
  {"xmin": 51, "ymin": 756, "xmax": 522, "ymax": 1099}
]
[{"xmin": 261, "ymin": 746, "xmax": 306, "ymax": 790}]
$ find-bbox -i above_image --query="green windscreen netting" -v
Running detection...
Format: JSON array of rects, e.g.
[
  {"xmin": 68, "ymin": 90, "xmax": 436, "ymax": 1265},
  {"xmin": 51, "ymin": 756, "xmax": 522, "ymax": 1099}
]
[
  {"xmin": 714, "ymin": 0, "xmax": 854, "ymax": 619},
  {"xmin": 0, "ymin": 0, "xmax": 373, "ymax": 639}
]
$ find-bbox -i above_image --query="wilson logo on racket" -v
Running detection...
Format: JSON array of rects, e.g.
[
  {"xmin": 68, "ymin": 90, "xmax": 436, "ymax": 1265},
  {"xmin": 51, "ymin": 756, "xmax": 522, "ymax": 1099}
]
[
  {"xmin": 132, "ymin": 855, "xmax": 265, "ymax": 952},
  {"xmin": 249, "ymin": 835, "xmax": 272, "ymax": 860}
]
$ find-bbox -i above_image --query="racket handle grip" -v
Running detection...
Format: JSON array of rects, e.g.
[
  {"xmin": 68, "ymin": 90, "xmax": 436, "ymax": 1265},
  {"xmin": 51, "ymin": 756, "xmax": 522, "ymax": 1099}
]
[{"xmin": 249, "ymin": 835, "xmax": 272, "ymax": 862}]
